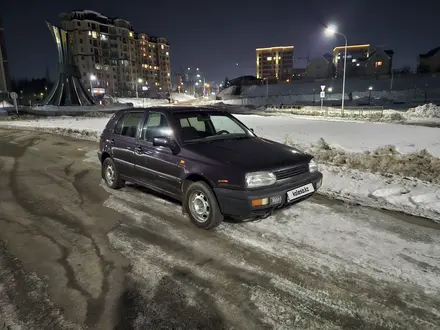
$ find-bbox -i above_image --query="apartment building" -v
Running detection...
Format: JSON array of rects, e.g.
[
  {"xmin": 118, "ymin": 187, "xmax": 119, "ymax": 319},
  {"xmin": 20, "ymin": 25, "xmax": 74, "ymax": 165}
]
[
  {"xmin": 59, "ymin": 10, "xmax": 171, "ymax": 96},
  {"xmin": 0, "ymin": 17, "xmax": 11, "ymax": 92},
  {"xmin": 256, "ymin": 46, "xmax": 294, "ymax": 81}
]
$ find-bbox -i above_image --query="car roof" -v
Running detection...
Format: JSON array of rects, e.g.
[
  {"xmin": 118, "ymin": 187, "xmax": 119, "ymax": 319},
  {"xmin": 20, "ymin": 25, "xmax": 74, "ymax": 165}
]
[{"xmin": 117, "ymin": 106, "xmax": 228, "ymax": 114}]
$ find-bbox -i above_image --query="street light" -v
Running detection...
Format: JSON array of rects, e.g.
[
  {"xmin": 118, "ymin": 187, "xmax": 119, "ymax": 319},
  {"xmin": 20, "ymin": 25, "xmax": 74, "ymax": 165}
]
[
  {"xmin": 325, "ymin": 24, "xmax": 348, "ymax": 116},
  {"xmin": 90, "ymin": 74, "xmax": 97, "ymax": 95},
  {"xmin": 136, "ymin": 78, "xmax": 143, "ymax": 98},
  {"xmin": 368, "ymin": 86, "xmax": 373, "ymax": 105}
]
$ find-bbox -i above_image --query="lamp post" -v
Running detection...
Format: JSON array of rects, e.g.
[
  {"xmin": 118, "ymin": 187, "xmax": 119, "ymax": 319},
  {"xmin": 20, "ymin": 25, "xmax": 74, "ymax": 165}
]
[
  {"xmin": 90, "ymin": 74, "xmax": 97, "ymax": 96},
  {"xmin": 136, "ymin": 78, "xmax": 142, "ymax": 98},
  {"xmin": 368, "ymin": 86, "xmax": 373, "ymax": 105},
  {"xmin": 325, "ymin": 24, "xmax": 348, "ymax": 116}
]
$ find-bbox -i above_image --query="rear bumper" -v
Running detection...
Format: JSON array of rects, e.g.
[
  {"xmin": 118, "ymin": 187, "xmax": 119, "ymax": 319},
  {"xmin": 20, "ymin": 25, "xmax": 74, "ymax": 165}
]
[{"xmin": 213, "ymin": 172, "xmax": 323, "ymax": 217}]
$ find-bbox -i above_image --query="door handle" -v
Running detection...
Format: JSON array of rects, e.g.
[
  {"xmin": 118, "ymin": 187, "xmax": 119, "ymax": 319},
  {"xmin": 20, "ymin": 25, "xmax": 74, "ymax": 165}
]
[{"xmin": 107, "ymin": 139, "xmax": 115, "ymax": 144}]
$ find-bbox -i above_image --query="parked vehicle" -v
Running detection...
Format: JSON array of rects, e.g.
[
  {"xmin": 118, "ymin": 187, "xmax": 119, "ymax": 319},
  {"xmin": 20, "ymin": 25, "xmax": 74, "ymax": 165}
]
[{"xmin": 98, "ymin": 107, "xmax": 323, "ymax": 229}]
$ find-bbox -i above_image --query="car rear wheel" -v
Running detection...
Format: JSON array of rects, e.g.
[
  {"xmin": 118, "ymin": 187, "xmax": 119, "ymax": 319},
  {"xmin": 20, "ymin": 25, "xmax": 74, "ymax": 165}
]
[
  {"xmin": 102, "ymin": 158, "xmax": 124, "ymax": 189},
  {"xmin": 185, "ymin": 181, "xmax": 223, "ymax": 229}
]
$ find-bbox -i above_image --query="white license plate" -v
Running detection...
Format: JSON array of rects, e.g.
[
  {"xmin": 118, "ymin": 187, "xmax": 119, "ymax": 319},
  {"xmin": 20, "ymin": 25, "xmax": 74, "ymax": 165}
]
[{"xmin": 287, "ymin": 183, "xmax": 315, "ymax": 202}]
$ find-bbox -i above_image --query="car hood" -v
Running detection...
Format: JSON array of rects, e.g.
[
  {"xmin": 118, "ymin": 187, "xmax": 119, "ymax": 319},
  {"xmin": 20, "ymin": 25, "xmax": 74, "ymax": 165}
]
[{"xmin": 184, "ymin": 137, "xmax": 312, "ymax": 171}]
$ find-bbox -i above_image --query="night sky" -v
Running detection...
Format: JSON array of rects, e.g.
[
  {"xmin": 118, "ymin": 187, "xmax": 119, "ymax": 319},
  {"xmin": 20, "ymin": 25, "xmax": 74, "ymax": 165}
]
[{"xmin": 3, "ymin": 0, "xmax": 440, "ymax": 83}]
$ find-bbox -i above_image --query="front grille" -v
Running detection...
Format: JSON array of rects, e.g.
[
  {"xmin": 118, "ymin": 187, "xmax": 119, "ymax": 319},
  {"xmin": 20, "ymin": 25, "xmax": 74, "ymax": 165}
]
[{"xmin": 274, "ymin": 164, "xmax": 308, "ymax": 180}]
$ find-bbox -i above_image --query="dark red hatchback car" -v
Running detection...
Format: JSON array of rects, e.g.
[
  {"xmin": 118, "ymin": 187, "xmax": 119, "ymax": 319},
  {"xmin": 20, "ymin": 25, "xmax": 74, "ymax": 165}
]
[{"xmin": 98, "ymin": 107, "xmax": 323, "ymax": 229}]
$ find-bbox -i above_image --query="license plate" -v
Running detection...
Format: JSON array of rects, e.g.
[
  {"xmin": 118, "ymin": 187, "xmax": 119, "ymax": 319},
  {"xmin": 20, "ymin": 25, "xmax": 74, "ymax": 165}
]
[{"xmin": 287, "ymin": 183, "xmax": 315, "ymax": 202}]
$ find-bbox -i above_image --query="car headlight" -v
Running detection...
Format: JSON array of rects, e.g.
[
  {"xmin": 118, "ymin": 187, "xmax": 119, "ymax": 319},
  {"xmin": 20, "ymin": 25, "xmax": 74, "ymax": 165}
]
[
  {"xmin": 309, "ymin": 159, "xmax": 318, "ymax": 173},
  {"xmin": 245, "ymin": 171, "xmax": 276, "ymax": 188}
]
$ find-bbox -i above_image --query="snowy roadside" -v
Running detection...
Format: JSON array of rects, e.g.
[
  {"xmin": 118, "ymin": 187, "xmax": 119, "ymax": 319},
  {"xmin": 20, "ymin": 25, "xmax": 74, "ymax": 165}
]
[
  {"xmin": 261, "ymin": 103, "xmax": 440, "ymax": 126},
  {"xmin": 1, "ymin": 114, "xmax": 439, "ymax": 222}
]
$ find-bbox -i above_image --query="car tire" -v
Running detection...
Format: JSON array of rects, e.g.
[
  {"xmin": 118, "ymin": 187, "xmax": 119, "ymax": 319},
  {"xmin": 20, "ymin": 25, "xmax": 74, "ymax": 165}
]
[
  {"xmin": 102, "ymin": 157, "xmax": 124, "ymax": 189},
  {"xmin": 185, "ymin": 181, "xmax": 223, "ymax": 229}
]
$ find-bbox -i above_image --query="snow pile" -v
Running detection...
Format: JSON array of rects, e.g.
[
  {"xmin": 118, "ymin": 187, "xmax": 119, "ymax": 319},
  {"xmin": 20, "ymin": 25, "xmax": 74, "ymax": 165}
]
[
  {"xmin": 320, "ymin": 164, "xmax": 440, "ymax": 219},
  {"xmin": 285, "ymin": 136, "xmax": 440, "ymax": 184},
  {"xmin": 406, "ymin": 103, "xmax": 440, "ymax": 118},
  {"xmin": 0, "ymin": 100, "xmax": 13, "ymax": 108}
]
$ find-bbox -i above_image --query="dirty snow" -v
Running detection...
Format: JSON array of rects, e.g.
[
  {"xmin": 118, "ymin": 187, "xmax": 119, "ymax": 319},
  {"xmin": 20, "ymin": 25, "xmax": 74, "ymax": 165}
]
[
  {"xmin": 1, "ymin": 114, "xmax": 439, "ymax": 220},
  {"xmin": 406, "ymin": 103, "xmax": 440, "ymax": 118},
  {"xmin": 104, "ymin": 181, "xmax": 440, "ymax": 298}
]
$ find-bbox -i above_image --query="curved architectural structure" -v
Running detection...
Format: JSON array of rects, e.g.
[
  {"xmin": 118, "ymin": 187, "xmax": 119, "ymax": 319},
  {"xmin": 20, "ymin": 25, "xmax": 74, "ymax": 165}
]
[{"xmin": 44, "ymin": 22, "xmax": 94, "ymax": 106}]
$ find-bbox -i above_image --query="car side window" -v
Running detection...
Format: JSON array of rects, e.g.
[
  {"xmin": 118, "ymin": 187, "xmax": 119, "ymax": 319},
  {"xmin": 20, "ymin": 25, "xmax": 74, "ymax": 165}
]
[
  {"xmin": 179, "ymin": 117, "xmax": 206, "ymax": 132},
  {"xmin": 142, "ymin": 112, "xmax": 171, "ymax": 142},
  {"xmin": 113, "ymin": 113, "xmax": 128, "ymax": 135},
  {"xmin": 117, "ymin": 112, "xmax": 144, "ymax": 138}
]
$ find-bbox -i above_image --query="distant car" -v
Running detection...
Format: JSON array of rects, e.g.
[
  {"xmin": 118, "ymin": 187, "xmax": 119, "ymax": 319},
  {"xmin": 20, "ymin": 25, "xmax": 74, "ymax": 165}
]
[{"xmin": 98, "ymin": 107, "xmax": 323, "ymax": 229}]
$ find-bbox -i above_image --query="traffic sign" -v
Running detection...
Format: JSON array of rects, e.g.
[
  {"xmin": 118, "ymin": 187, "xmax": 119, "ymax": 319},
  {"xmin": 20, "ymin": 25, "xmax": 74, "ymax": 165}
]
[
  {"xmin": 10, "ymin": 92, "xmax": 18, "ymax": 100},
  {"xmin": 320, "ymin": 91, "xmax": 325, "ymax": 98},
  {"xmin": 320, "ymin": 85, "xmax": 326, "ymax": 91}
]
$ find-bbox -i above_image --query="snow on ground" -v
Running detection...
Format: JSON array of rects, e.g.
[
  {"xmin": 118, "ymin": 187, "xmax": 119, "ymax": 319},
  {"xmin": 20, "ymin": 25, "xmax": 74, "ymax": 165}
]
[
  {"xmin": 115, "ymin": 97, "xmax": 168, "ymax": 107},
  {"xmin": 0, "ymin": 100, "xmax": 13, "ymax": 108},
  {"xmin": 171, "ymin": 93, "xmax": 196, "ymax": 103},
  {"xmin": 264, "ymin": 103, "xmax": 440, "ymax": 125},
  {"xmin": 238, "ymin": 114, "xmax": 440, "ymax": 157},
  {"xmin": 104, "ymin": 181, "xmax": 440, "ymax": 298},
  {"xmin": 1, "ymin": 114, "xmax": 439, "ymax": 221}
]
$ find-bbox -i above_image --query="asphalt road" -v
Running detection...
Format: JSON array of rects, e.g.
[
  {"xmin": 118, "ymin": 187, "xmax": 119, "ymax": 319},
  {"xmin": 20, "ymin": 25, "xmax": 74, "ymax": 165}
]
[{"xmin": 0, "ymin": 128, "xmax": 439, "ymax": 330}]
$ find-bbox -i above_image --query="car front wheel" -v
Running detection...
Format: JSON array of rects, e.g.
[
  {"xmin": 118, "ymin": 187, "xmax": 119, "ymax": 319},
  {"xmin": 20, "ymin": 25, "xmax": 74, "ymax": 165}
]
[
  {"xmin": 102, "ymin": 157, "xmax": 124, "ymax": 189},
  {"xmin": 185, "ymin": 181, "xmax": 223, "ymax": 229}
]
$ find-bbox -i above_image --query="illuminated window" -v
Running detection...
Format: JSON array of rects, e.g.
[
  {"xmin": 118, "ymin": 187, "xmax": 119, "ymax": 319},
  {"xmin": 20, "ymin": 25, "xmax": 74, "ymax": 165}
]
[
  {"xmin": 267, "ymin": 56, "xmax": 272, "ymax": 61},
  {"xmin": 166, "ymin": 51, "xmax": 169, "ymax": 56},
  {"xmin": 91, "ymin": 31, "xmax": 98, "ymax": 39},
  {"xmin": 88, "ymin": 31, "xmax": 92, "ymax": 36},
  {"xmin": 167, "ymin": 72, "xmax": 170, "ymax": 76},
  {"xmin": 161, "ymin": 44, "xmax": 164, "ymax": 50},
  {"xmin": 100, "ymin": 34, "xmax": 108, "ymax": 41},
  {"xmin": 375, "ymin": 61, "xmax": 383, "ymax": 67},
  {"xmin": 129, "ymin": 32, "xmax": 134, "ymax": 38}
]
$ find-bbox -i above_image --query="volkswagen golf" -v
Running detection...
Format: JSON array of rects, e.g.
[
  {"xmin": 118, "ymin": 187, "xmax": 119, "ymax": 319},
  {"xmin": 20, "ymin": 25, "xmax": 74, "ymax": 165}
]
[{"xmin": 98, "ymin": 107, "xmax": 323, "ymax": 229}]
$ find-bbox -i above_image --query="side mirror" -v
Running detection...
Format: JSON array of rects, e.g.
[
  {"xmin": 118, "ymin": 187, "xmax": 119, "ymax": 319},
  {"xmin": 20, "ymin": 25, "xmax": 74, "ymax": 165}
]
[
  {"xmin": 250, "ymin": 128, "xmax": 254, "ymax": 132},
  {"xmin": 153, "ymin": 137, "xmax": 179, "ymax": 153},
  {"xmin": 153, "ymin": 136, "xmax": 170, "ymax": 147}
]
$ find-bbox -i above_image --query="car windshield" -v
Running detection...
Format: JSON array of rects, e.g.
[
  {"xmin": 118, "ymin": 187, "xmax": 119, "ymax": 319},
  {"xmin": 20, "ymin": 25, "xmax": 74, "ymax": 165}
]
[{"xmin": 173, "ymin": 111, "xmax": 252, "ymax": 143}]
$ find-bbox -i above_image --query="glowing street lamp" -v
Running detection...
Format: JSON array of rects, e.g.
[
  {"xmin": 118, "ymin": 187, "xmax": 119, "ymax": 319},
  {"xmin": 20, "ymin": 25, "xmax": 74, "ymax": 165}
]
[
  {"xmin": 89, "ymin": 74, "xmax": 97, "ymax": 95},
  {"xmin": 325, "ymin": 24, "xmax": 348, "ymax": 116},
  {"xmin": 136, "ymin": 78, "xmax": 143, "ymax": 98}
]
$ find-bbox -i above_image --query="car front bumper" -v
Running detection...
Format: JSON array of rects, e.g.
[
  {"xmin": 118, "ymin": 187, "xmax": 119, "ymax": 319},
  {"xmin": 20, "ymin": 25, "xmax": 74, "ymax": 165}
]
[{"xmin": 213, "ymin": 171, "xmax": 323, "ymax": 218}]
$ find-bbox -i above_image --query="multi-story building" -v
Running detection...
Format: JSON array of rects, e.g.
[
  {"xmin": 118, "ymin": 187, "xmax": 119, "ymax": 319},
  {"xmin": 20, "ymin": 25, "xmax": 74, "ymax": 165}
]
[
  {"xmin": 418, "ymin": 47, "xmax": 440, "ymax": 73},
  {"xmin": 333, "ymin": 44, "xmax": 372, "ymax": 77},
  {"xmin": 0, "ymin": 17, "xmax": 11, "ymax": 93},
  {"xmin": 59, "ymin": 10, "xmax": 171, "ymax": 96},
  {"xmin": 333, "ymin": 44, "xmax": 393, "ymax": 77},
  {"xmin": 256, "ymin": 46, "xmax": 294, "ymax": 81}
]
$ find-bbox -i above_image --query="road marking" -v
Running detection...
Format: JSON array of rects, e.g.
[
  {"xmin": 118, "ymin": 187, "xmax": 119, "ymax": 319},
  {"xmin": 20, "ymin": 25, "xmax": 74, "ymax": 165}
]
[
  {"xmin": 9, "ymin": 141, "xmax": 18, "ymax": 144},
  {"xmin": 29, "ymin": 147, "xmax": 39, "ymax": 151}
]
